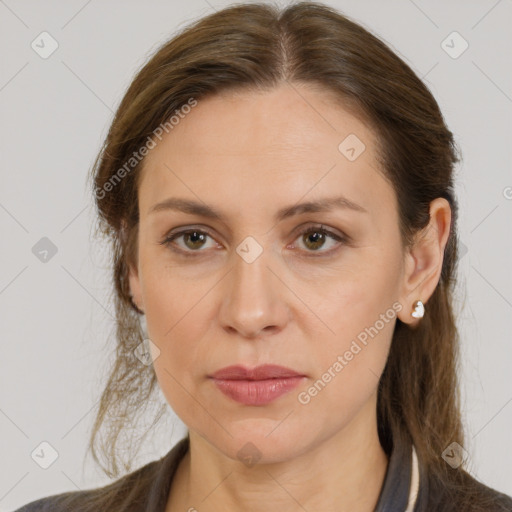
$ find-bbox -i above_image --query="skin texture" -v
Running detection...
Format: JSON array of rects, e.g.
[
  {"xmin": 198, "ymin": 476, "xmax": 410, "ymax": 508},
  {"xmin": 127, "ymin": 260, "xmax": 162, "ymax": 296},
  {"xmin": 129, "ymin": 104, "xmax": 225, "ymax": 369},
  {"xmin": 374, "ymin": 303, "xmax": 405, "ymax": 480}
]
[{"xmin": 128, "ymin": 83, "xmax": 451, "ymax": 512}]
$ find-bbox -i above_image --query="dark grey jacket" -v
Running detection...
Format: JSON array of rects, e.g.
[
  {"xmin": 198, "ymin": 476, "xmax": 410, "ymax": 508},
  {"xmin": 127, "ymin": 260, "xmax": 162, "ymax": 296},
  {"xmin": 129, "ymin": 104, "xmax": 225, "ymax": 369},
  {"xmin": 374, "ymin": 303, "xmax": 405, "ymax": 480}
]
[{"xmin": 13, "ymin": 434, "xmax": 512, "ymax": 511}]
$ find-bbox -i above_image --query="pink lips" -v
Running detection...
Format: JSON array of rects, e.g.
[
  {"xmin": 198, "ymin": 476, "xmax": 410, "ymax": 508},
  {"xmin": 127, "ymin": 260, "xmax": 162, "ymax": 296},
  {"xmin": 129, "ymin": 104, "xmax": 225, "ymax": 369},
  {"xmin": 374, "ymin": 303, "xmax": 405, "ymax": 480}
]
[{"xmin": 209, "ymin": 364, "xmax": 306, "ymax": 406}]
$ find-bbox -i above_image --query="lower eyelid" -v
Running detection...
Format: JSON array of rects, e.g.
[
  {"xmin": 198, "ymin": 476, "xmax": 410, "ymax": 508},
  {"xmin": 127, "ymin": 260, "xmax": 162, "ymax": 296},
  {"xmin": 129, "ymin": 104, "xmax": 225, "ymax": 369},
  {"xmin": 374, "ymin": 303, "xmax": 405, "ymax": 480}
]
[
  {"xmin": 162, "ymin": 227, "xmax": 347, "ymax": 255},
  {"xmin": 164, "ymin": 231, "xmax": 217, "ymax": 253},
  {"xmin": 291, "ymin": 229, "xmax": 345, "ymax": 254}
]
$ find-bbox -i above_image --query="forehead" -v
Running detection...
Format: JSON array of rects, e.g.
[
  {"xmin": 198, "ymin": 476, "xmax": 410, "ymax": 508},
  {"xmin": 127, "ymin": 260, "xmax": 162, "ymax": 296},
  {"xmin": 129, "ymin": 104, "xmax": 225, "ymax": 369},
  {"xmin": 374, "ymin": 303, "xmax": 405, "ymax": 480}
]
[
  {"xmin": 138, "ymin": 83, "xmax": 395, "ymax": 223},
  {"xmin": 144, "ymin": 84, "xmax": 376, "ymax": 161}
]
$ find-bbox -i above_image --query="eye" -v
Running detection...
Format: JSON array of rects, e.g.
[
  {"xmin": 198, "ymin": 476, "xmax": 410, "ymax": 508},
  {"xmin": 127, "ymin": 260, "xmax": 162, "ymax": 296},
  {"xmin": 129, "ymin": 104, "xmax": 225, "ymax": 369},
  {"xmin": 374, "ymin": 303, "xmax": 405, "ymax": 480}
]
[
  {"xmin": 160, "ymin": 228, "xmax": 217, "ymax": 255},
  {"xmin": 290, "ymin": 224, "xmax": 346, "ymax": 256},
  {"xmin": 159, "ymin": 224, "xmax": 348, "ymax": 257}
]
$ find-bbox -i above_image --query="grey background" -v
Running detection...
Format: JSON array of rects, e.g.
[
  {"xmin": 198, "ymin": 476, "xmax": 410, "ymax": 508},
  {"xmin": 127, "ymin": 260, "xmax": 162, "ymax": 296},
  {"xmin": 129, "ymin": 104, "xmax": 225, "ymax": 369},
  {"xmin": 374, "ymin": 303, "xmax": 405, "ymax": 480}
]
[{"xmin": 1, "ymin": 0, "xmax": 511, "ymax": 509}]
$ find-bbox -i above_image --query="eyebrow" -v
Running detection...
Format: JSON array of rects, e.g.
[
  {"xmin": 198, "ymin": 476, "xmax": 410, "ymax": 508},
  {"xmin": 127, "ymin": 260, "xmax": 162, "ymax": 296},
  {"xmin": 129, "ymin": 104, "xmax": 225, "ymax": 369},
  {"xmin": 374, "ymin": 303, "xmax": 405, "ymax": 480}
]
[{"xmin": 148, "ymin": 195, "xmax": 368, "ymax": 222}]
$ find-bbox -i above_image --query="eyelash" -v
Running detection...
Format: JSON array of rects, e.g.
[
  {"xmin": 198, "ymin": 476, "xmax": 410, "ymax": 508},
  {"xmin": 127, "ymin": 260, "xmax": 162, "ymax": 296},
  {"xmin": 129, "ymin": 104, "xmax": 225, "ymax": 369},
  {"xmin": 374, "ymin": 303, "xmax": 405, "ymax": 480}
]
[{"xmin": 159, "ymin": 224, "xmax": 348, "ymax": 258}]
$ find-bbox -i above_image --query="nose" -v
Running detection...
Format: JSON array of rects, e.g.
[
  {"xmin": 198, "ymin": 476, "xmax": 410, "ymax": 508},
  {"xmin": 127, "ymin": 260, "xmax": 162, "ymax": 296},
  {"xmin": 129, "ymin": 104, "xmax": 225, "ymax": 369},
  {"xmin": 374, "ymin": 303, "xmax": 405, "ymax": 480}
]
[{"xmin": 218, "ymin": 242, "xmax": 290, "ymax": 339}]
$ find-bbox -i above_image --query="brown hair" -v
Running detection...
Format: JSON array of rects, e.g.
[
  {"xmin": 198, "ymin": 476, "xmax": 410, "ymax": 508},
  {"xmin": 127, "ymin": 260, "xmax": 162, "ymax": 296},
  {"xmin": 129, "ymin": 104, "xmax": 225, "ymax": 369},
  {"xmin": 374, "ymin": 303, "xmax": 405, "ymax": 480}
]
[{"xmin": 78, "ymin": 1, "xmax": 504, "ymax": 509}]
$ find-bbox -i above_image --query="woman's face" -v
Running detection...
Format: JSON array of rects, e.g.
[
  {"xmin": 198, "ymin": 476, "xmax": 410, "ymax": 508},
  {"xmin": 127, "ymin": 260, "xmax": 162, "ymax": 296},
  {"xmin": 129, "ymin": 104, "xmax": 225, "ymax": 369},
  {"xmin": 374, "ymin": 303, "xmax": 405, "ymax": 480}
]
[{"xmin": 129, "ymin": 83, "xmax": 411, "ymax": 463}]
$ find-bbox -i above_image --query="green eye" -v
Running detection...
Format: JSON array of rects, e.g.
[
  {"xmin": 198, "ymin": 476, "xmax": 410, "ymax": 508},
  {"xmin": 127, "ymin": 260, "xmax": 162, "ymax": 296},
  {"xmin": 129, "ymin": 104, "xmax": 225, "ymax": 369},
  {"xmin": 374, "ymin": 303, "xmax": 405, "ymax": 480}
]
[{"xmin": 160, "ymin": 224, "xmax": 348, "ymax": 257}]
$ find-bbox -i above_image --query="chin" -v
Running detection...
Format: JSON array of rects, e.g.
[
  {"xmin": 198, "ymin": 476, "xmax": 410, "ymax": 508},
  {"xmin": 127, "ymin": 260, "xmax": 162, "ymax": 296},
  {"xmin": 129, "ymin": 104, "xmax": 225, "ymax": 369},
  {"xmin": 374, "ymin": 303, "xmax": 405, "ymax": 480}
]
[{"xmin": 203, "ymin": 421, "xmax": 314, "ymax": 466}]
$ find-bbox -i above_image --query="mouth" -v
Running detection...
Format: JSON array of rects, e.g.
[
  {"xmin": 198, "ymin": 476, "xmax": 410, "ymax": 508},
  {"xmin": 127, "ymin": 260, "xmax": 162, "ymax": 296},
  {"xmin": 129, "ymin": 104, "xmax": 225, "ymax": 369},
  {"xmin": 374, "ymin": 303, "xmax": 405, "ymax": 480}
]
[{"xmin": 208, "ymin": 364, "xmax": 306, "ymax": 406}]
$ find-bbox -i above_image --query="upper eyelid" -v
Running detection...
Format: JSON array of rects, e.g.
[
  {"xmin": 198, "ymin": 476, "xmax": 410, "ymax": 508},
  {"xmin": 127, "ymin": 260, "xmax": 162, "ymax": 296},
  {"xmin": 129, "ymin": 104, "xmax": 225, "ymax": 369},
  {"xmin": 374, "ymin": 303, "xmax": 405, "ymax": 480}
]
[
  {"xmin": 164, "ymin": 222, "xmax": 346, "ymax": 238},
  {"xmin": 162, "ymin": 224, "xmax": 346, "ymax": 252}
]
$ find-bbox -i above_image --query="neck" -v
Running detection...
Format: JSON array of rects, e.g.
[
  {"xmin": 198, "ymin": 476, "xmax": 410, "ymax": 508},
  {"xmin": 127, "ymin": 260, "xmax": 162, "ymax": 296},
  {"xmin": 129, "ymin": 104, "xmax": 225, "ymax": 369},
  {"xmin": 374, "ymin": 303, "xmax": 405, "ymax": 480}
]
[{"xmin": 167, "ymin": 396, "xmax": 389, "ymax": 512}]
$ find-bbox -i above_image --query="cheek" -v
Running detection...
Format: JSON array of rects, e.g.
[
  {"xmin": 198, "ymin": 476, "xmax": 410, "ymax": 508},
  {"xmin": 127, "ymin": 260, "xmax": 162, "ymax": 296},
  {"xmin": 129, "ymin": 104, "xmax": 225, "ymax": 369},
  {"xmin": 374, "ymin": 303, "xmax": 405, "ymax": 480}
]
[
  {"xmin": 143, "ymin": 272, "xmax": 211, "ymax": 422},
  {"xmin": 139, "ymin": 257, "xmax": 202, "ymax": 364},
  {"xmin": 144, "ymin": 278, "xmax": 206, "ymax": 362},
  {"xmin": 297, "ymin": 295, "xmax": 396, "ymax": 430},
  {"xmin": 310, "ymin": 252, "xmax": 399, "ymax": 342},
  {"xmin": 304, "ymin": 256, "xmax": 399, "ymax": 400}
]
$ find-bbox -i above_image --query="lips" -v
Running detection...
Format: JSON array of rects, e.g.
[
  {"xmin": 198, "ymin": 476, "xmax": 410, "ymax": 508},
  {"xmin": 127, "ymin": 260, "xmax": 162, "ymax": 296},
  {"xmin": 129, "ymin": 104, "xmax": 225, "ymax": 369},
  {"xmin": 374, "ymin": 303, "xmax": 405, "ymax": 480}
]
[
  {"xmin": 209, "ymin": 364, "xmax": 306, "ymax": 406},
  {"xmin": 210, "ymin": 364, "xmax": 304, "ymax": 380}
]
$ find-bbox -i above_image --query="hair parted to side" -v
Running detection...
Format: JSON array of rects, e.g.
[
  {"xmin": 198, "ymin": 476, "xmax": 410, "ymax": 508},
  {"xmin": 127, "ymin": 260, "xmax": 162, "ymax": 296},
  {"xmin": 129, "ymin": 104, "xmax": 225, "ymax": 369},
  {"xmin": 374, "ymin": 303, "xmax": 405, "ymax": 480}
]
[{"xmin": 83, "ymin": 1, "xmax": 495, "ymax": 508}]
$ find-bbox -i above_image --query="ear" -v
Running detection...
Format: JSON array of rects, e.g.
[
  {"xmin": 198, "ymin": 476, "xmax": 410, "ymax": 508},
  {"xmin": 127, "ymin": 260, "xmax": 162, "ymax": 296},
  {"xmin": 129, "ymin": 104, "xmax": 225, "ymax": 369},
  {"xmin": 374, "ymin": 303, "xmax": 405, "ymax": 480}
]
[
  {"xmin": 128, "ymin": 259, "xmax": 144, "ymax": 314},
  {"xmin": 122, "ymin": 219, "xmax": 144, "ymax": 314},
  {"xmin": 397, "ymin": 197, "xmax": 452, "ymax": 326}
]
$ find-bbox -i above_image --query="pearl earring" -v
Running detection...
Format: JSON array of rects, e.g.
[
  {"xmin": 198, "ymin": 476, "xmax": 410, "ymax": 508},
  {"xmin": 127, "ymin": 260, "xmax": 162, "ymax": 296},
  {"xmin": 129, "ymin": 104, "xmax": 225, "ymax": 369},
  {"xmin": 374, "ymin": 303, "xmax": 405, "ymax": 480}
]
[{"xmin": 411, "ymin": 300, "xmax": 424, "ymax": 319}]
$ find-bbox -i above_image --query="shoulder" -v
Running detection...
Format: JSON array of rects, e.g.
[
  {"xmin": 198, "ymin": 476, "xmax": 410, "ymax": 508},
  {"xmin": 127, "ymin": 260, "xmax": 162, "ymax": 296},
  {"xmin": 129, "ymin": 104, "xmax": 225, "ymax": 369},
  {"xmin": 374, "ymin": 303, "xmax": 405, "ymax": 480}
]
[
  {"xmin": 11, "ymin": 490, "xmax": 90, "ymax": 512},
  {"xmin": 11, "ymin": 456, "xmax": 163, "ymax": 512},
  {"xmin": 12, "ymin": 438, "xmax": 189, "ymax": 512},
  {"xmin": 423, "ymin": 467, "xmax": 512, "ymax": 511}
]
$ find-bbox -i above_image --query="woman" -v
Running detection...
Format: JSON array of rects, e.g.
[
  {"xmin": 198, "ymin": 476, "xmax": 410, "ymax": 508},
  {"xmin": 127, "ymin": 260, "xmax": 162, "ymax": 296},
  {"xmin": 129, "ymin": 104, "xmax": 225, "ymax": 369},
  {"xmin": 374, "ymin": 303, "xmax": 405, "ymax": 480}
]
[{"xmin": 15, "ymin": 1, "xmax": 512, "ymax": 511}]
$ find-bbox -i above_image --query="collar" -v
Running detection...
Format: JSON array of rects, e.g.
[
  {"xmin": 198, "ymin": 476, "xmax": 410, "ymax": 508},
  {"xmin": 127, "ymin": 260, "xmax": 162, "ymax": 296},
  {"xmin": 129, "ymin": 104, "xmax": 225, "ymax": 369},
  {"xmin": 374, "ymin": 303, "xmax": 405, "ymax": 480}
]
[
  {"xmin": 147, "ymin": 434, "xmax": 421, "ymax": 512},
  {"xmin": 374, "ymin": 435, "xmax": 420, "ymax": 512},
  {"xmin": 406, "ymin": 445, "xmax": 420, "ymax": 511}
]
